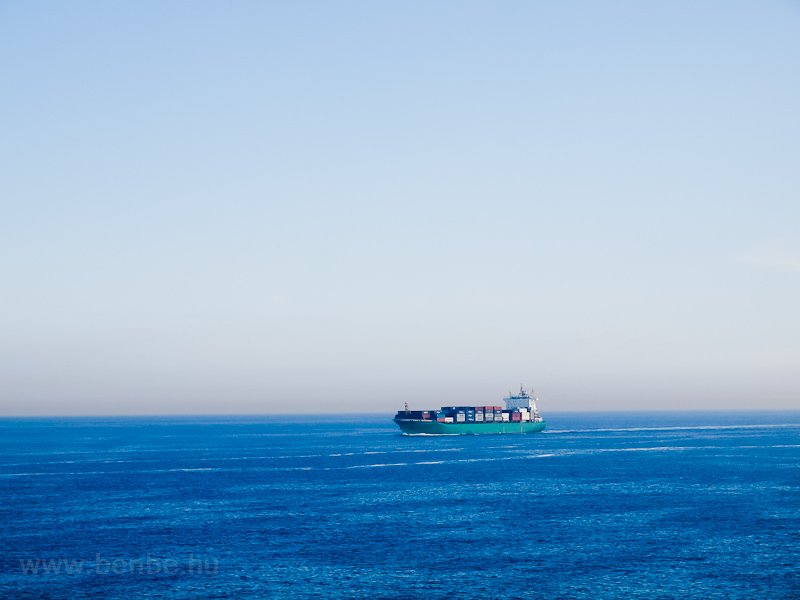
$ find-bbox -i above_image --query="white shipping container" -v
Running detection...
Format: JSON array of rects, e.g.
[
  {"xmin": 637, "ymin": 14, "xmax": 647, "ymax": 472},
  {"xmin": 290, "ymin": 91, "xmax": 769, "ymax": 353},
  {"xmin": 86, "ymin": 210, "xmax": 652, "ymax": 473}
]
[
  {"xmin": 456, "ymin": 414, "xmax": 466, "ymax": 422},
  {"xmin": 501, "ymin": 413, "xmax": 510, "ymax": 422},
  {"xmin": 475, "ymin": 413, "xmax": 484, "ymax": 422},
  {"xmin": 445, "ymin": 417, "xmax": 454, "ymax": 423},
  {"xmin": 484, "ymin": 413, "xmax": 494, "ymax": 422}
]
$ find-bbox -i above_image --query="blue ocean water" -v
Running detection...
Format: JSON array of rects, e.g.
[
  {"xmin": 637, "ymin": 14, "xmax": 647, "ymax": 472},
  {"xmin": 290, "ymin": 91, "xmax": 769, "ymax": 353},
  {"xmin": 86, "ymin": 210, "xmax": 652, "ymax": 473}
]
[{"xmin": 1, "ymin": 412, "xmax": 799, "ymax": 599}]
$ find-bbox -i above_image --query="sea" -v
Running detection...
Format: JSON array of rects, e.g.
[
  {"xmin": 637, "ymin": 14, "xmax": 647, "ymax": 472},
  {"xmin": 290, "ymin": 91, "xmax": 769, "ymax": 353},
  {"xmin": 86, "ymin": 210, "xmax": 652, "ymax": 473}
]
[{"xmin": 1, "ymin": 411, "xmax": 799, "ymax": 599}]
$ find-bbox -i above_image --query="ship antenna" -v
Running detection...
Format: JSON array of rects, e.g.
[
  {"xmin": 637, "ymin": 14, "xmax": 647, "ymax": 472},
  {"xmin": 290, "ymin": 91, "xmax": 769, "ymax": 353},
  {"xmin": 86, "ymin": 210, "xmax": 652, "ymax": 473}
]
[{"xmin": 404, "ymin": 402, "xmax": 409, "ymax": 413}]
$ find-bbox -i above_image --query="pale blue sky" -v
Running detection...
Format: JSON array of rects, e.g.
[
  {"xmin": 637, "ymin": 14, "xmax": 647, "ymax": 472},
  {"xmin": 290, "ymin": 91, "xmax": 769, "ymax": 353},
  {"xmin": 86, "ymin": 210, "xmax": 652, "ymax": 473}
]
[{"xmin": 1, "ymin": 1, "xmax": 798, "ymax": 415}]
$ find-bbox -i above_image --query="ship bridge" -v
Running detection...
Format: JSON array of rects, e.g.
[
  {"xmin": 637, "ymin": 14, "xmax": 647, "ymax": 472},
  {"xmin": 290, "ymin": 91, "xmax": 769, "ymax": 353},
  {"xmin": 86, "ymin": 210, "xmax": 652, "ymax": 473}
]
[{"xmin": 503, "ymin": 385, "xmax": 539, "ymax": 412}]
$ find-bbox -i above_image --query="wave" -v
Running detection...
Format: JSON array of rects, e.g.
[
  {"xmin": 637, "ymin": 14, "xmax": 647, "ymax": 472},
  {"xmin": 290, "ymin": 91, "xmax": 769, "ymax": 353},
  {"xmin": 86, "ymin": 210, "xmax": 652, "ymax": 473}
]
[
  {"xmin": 328, "ymin": 448, "xmax": 463, "ymax": 457},
  {"xmin": 546, "ymin": 423, "xmax": 800, "ymax": 434},
  {"xmin": 4, "ymin": 443, "xmax": 796, "ymax": 477},
  {"xmin": 344, "ymin": 463, "xmax": 408, "ymax": 469}
]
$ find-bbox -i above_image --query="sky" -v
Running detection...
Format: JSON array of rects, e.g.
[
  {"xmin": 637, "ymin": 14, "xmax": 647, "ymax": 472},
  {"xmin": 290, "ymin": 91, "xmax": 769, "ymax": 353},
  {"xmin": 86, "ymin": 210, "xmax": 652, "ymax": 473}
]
[{"xmin": 1, "ymin": 1, "xmax": 799, "ymax": 415}]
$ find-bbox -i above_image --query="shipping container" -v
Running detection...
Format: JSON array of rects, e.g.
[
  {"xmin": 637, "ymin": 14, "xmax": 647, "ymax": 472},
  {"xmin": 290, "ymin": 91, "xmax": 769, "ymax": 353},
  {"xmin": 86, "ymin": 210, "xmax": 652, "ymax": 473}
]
[
  {"xmin": 456, "ymin": 414, "xmax": 466, "ymax": 423},
  {"xmin": 444, "ymin": 417, "xmax": 454, "ymax": 423},
  {"xmin": 511, "ymin": 413, "xmax": 521, "ymax": 422},
  {"xmin": 501, "ymin": 413, "xmax": 510, "ymax": 422},
  {"xmin": 475, "ymin": 413, "xmax": 484, "ymax": 422}
]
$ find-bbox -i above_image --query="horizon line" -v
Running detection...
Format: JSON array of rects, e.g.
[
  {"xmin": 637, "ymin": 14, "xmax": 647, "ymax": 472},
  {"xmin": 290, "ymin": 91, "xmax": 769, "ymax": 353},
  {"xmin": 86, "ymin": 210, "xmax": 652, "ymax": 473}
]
[{"xmin": 2, "ymin": 408, "xmax": 800, "ymax": 420}]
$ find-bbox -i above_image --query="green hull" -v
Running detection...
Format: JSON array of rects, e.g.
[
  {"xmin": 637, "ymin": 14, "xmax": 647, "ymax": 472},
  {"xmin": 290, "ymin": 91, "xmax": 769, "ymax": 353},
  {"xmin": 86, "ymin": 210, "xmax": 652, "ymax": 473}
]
[{"xmin": 394, "ymin": 419, "xmax": 546, "ymax": 435}]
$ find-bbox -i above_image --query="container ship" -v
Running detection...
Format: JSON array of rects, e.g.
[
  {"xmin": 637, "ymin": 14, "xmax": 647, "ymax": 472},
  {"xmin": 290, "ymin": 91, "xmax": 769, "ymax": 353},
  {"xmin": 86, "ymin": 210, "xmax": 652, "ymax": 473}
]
[{"xmin": 394, "ymin": 386, "xmax": 546, "ymax": 435}]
